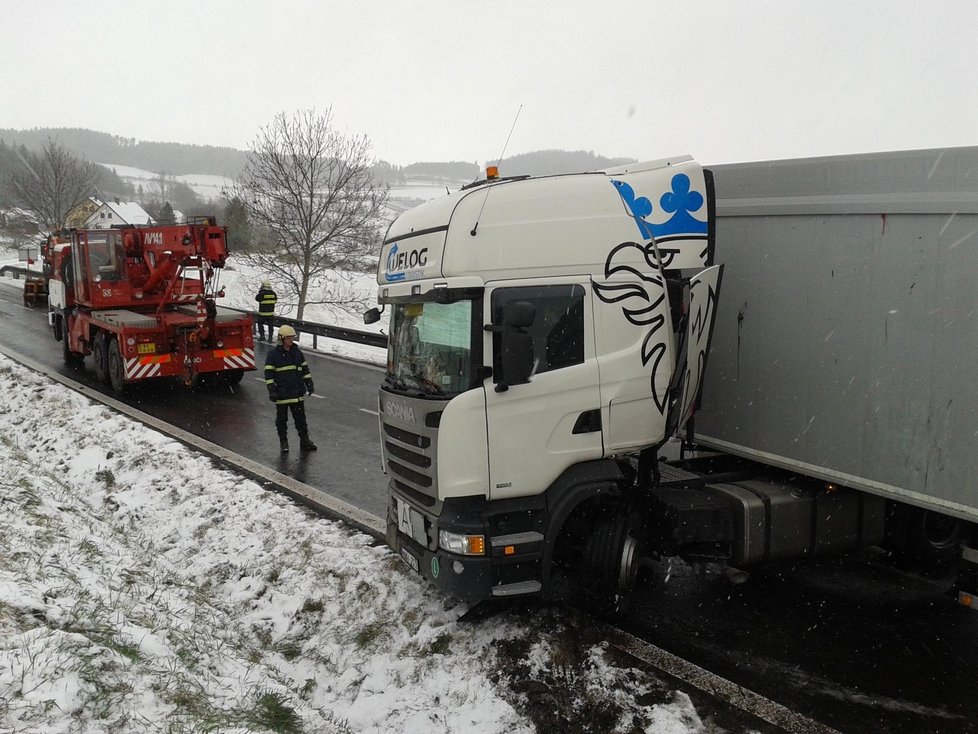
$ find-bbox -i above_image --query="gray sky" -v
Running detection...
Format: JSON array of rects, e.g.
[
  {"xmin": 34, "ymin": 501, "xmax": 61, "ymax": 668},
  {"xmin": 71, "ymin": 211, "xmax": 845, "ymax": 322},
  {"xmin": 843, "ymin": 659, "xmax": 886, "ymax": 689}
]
[{"xmin": 2, "ymin": 0, "xmax": 977, "ymax": 167}]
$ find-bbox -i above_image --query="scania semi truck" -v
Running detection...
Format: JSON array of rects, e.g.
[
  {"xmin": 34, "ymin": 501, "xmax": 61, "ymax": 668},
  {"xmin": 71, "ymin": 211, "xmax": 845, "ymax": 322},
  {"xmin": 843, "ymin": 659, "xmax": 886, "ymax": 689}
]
[{"xmin": 365, "ymin": 147, "xmax": 978, "ymax": 611}]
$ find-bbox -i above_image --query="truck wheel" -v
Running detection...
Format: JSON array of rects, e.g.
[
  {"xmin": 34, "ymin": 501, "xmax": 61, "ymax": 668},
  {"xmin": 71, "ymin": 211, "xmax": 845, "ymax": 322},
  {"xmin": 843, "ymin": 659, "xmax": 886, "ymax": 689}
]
[
  {"xmin": 580, "ymin": 508, "xmax": 640, "ymax": 616},
  {"xmin": 93, "ymin": 332, "xmax": 109, "ymax": 383},
  {"xmin": 53, "ymin": 314, "xmax": 62, "ymax": 342},
  {"xmin": 909, "ymin": 510, "xmax": 961, "ymax": 570},
  {"xmin": 224, "ymin": 369, "xmax": 244, "ymax": 386},
  {"xmin": 107, "ymin": 339, "xmax": 127, "ymax": 393},
  {"xmin": 887, "ymin": 505, "xmax": 960, "ymax": 571},
  {"xmin": 61, "ymin": 319, "xmax": 83, "ymax": 367}
]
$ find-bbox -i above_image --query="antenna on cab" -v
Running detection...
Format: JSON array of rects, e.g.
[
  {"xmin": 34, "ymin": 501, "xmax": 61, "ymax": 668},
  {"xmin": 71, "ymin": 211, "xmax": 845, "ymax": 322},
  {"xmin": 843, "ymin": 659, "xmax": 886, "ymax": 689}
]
[{"xmin": 471, "ymin": 104, "xmax": 523, "ymax": 236}]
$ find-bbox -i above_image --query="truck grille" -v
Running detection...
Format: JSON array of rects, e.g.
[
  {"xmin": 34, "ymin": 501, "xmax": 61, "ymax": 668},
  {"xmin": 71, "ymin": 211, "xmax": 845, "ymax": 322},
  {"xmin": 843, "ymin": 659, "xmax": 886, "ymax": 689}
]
[{"xmin": 382, "ymin": 421, "xmax": 436, "ymax": 498}]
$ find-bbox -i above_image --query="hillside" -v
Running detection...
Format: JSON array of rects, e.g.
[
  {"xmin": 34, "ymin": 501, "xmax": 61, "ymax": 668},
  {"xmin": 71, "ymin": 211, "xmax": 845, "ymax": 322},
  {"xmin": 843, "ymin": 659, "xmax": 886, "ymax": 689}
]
[
  {"xmin": 0, "ymin": 127, "xmax": 635, "ymax": 184},
  {"xmin": 0, "ymin": 128, "xmax": 248, "ymax": 178}
]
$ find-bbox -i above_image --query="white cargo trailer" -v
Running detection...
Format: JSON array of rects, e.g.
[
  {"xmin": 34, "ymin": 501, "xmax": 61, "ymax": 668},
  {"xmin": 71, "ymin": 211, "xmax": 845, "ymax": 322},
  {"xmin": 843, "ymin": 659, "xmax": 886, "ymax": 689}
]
[{"xmin": 366, "ymin": 147, "xmax": 978, "ymax": 611}]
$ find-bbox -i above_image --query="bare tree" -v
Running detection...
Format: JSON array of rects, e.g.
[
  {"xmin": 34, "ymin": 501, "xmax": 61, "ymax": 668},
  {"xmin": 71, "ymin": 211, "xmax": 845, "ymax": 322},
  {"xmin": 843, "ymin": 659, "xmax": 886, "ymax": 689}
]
[
  {"xmin": 153, "ymin": 171, "xmax": 175, "ymax": 204},
  {"xmin": 226, "ymin": 108, "xmax": 389, "ymax": 320},
  {"xmin": 5, "ymin": 139, "xmax": 101, "ymax": 230}
]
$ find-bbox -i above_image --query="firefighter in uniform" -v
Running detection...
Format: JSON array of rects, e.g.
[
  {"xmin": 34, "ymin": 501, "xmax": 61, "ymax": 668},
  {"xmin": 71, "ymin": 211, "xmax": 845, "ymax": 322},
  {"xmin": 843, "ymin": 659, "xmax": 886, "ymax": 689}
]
[
  {"xmin": 254, "ymin": 280, "xmax": 277, "ymax": 342},
  {"xmin": 264, "ymin": 325, "xmax": 318, "ymax": 454}
]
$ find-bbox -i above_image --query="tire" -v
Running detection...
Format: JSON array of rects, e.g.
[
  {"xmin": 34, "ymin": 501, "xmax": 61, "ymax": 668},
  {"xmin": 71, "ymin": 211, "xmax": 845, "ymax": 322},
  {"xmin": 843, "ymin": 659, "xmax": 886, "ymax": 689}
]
[
  {"xmin": 61, "ymin": 318, "xmax": 83, "ymax": 367},
  {"xmin": 224, "ymin": 369, "xmax": 244, "ymax": 386},
  {"xmin": 93, "ymin": 331, "xmax": 109, "ymax": 383},
  {"xmin": 580, "ymin": 508, "xmax": 640, "ymax": 617},
  {"xmin": 887, "ymin": 505, "xmax": 961, "ymax": 571},
  {"xmin": 910, "ymin": 510, "xmax": 961, "ymax": 569},
  {"xmin": 53, "ymin": 314, "xmax": 62, "ymax": 342},
  {"xmin": 107, "ymin": 338, "xmax": 126, "ymax": 394}
]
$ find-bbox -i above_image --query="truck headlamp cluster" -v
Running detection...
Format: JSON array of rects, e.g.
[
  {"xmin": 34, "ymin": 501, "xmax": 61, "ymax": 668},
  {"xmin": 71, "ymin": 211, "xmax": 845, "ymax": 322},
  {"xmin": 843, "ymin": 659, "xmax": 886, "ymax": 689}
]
[{"xmin": 438, "ymin": 530, "xmax": 485, "ymax": 556}]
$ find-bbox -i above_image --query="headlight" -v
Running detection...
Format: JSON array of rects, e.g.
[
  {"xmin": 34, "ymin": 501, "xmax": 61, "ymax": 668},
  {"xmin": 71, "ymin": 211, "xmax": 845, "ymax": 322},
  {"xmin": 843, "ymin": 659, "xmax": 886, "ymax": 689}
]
[{"xmin": 439, "ymin": 529, "xmax": 485, "ymax": 556}]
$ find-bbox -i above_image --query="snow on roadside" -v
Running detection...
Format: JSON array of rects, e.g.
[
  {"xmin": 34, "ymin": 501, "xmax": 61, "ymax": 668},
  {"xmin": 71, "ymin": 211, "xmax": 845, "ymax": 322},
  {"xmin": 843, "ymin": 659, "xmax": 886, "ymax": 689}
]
[
  {"xmin": 0, "ymin": 355, "xmax": 528, "ymax": 732},
  {"xmin": 0, "ymin": 355, "xmax": 716, "ymax": 733}
]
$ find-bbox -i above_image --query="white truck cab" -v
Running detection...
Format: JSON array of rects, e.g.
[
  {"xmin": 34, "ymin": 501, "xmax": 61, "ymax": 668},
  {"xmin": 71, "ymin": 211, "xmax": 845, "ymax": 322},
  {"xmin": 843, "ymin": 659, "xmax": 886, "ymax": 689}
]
[{"xmin": 369, "ymin": 157, "xmax": 722, "ymax": 602}]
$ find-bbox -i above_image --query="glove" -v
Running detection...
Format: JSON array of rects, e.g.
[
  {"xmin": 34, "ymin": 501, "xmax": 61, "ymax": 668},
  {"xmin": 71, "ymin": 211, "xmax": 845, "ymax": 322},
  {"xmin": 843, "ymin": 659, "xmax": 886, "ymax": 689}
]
[
  {"xmin": 268, "ymin": 388, "xmax": 279, "ymax": 403},
  {"xmin": 307, "ymin": 380, "xmax": 315, "ymax": 395}
]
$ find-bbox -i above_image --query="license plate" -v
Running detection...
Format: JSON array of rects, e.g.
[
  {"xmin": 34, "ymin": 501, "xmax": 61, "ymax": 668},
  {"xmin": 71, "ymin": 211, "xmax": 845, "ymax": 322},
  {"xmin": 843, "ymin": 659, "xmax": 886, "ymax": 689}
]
[
  {"xmin": 396, "ymin": 498, "xmax": 428, "ymax": 547},
  {"xmin": 396, "ymin": 498, "xmax": 413, "ymax": 536},
  {"xmin": 137, "ymin": 343, "xmax": 156, "ymax": 354},
  {"xmin": 399, "ymin": 546, "xmax": 420, "ymax": 573}
]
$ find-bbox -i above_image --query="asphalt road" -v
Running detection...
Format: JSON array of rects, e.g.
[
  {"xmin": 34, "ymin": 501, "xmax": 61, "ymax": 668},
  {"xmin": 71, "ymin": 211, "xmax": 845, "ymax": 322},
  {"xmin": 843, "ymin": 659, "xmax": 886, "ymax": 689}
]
[
  {"xmin": 3, "ymin": 279, "xmax": 978, "ymax": 733},
  {"xmin": 0, "ymin": 282, "xmax": 389, "ymax": 517}
]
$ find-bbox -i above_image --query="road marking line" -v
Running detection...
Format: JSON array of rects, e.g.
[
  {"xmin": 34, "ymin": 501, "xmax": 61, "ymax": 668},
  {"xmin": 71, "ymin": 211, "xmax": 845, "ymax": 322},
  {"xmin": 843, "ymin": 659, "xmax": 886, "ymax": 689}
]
[{"xmin": 603, "ymin": 626, "xmax": 843, "ymax": 734}]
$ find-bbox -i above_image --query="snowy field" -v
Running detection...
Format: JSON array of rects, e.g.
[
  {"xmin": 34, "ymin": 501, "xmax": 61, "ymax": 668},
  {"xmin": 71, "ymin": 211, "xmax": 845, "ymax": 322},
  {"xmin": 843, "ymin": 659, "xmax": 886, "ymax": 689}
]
[
  {"xmin": 97, "ymin": 164, "xmax": 235, "ymax": 204},
  {"xmin": 97, "ymin": 164, "xmax": 460, "ymax": 212},
  {"xmin": 0, "ymin": 237, "xmax": 760, "ymax": 733}
]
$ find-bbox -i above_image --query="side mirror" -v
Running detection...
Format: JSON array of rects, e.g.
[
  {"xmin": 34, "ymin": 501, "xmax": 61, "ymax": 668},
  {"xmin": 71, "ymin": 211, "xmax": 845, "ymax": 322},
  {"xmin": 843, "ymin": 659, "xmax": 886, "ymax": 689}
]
[
  {"xmin": 499, "ymin": 331, "xmax": 534, "ymax": 389},
  {"xmin": 485, "ymin": 300, "xmax": 536, "ymax": 391},
  {"xmin": 502, "ymin": 300, "xmax": 535, "ymax": 329},
  {"xmin": 363, "ymin": 307, "xmax": 381, "ymax": 325}
]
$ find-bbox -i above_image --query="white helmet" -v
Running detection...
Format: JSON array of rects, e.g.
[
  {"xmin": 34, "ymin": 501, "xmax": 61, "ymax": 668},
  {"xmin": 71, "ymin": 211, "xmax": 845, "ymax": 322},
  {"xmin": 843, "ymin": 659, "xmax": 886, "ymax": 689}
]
[
  {"xmin": 262, "ymin": 279, "xmax": 271, "ymax": 288},
  {"xmin": 277, "ymin": 325, "xmax": 297, "ymax": 340}
]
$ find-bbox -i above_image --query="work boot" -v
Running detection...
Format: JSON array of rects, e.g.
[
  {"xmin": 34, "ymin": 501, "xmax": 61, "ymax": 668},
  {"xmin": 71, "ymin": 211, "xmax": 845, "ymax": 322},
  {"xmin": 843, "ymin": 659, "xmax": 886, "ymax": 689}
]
[
  {"xmin": 279, "ymin": 436, "xmax": 289, "ymax": 454},
  {"xmin": 299, "ymin": 435, "xmax": 318, "ymax": 452}
]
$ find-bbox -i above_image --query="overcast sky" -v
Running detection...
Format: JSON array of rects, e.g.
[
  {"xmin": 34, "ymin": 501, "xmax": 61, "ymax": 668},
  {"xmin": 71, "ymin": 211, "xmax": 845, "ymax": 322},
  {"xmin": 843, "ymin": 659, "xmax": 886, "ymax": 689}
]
[{"xmin": 2, "ymin": 1, "xmax": 977, "ymax": 168}]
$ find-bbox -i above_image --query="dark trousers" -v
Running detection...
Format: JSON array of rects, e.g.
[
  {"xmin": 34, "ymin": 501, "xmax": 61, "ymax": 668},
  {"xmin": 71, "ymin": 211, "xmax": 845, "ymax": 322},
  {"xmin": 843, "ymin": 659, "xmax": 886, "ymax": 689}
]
[
  {"xmin": 256, "ymin": 314, "xmax": 274, "ymax": 340},
  {"xmin": 276, "ymin": 402, "xmax": 309, "ymax": 438}
]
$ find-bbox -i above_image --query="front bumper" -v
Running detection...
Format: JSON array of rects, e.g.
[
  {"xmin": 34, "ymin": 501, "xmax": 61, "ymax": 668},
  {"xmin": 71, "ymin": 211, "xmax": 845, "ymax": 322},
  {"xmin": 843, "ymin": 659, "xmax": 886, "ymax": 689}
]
[
  {"xmin": 387, "ymin": 519, "xmax": 495, "ymax": 602},
  {"xmin": 386, "ymin": 488, "xmax": 546, "ymax": 603}
]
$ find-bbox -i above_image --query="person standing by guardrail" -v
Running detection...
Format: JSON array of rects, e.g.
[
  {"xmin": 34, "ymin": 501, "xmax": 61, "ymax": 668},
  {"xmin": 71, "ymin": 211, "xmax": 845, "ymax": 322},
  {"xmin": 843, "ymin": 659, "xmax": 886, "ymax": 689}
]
[
  {"xmin": 265, "ymin": 324, "xmax": 318, "ymax": 454},
  {"xmin": 254, "ymin": 279, "xmax": 277, "ymax": 342}
]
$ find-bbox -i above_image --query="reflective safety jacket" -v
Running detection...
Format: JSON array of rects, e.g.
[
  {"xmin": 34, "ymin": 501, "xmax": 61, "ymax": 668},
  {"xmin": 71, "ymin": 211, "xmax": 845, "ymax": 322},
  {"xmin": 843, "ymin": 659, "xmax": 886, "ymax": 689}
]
[
  {"xmin": 255, "ymin": 286, "xmax": 277, "ymax": 316},
  {"xmin": 264, "ymin": 344, "xmax": 314, "ymax": 403}
]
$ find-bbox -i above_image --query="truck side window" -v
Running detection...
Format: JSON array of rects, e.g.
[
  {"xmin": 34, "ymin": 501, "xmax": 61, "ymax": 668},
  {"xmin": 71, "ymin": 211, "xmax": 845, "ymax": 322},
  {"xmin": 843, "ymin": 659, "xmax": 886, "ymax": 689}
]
[{"xmin": 491, "ymin": 284, "xmax": 585, "ymax": 376}]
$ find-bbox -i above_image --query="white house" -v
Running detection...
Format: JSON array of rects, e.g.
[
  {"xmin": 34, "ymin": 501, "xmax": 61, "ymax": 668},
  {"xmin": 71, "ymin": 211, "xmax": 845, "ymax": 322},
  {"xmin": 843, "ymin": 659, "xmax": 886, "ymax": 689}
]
[{"xmin": 84, "ymin": 200, "xmax": 154, "ymax": 229}]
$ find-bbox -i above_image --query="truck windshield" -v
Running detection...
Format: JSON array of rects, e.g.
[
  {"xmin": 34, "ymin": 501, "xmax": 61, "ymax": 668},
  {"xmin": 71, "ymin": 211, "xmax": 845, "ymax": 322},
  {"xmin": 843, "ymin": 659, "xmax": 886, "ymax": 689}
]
[{"xmin": 386, "ymin": 299, "xmax": 478, "ymax": 398}]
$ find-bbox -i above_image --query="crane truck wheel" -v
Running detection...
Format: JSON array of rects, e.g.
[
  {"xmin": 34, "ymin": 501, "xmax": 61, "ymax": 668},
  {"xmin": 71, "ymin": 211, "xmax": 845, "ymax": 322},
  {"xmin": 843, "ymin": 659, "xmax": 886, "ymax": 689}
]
[
  {"xmin": 579, "ymin": 507, "xmax": 640, "ymax": 617},
  {"xmin": 61, "ymin": 319, "xmax": 83, "ymax": 367},
  {"xmin": 93, "ymin": 332, "xmax": 109, "ymax": 383},
  {"xmin": 223, "ymin": 369, "xmax": 244, "ymax": 386},
  {"xmin": 107, "ymin": 339, "xmax": 127, "ymax": 394}
]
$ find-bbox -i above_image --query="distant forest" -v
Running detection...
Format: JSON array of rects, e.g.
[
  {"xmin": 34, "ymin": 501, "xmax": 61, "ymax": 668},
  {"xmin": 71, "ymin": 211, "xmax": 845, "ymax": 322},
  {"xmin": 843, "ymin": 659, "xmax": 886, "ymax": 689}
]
[
  {"xmin": 0, "ymin": 128, "xmax": 635, "ymax": 185},
  {"xmin": 0, "ymin": 128, "xmax": 248, "ymax": 177}
]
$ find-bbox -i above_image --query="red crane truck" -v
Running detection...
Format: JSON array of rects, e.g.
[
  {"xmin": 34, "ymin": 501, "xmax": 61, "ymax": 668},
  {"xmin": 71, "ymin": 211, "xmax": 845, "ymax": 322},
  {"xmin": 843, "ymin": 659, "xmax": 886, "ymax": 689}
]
[{"xmin": 47, "ymin": 219, "xmax": 255, "ymax": 391}]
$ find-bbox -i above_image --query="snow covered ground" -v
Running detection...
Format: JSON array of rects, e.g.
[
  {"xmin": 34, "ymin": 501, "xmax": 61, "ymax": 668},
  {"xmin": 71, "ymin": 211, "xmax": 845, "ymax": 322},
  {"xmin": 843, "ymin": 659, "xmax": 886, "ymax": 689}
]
[
  {"xmin": 0, "ymin": 237, "xmax": 761, "ymax": 733},
  {"xmin": 97, "ymin": 164, "xmax": 236, "ymax": 204}
]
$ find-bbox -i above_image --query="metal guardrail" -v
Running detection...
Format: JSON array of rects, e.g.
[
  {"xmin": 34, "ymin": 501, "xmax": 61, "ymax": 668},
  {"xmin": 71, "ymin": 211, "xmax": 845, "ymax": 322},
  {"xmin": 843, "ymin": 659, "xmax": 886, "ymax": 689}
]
[
  {"xmin": 0, "ymin": 266, "xmax": 389, "ymax": 350},
  {"xmin": 225, "ymin": 307, "xmax": 389, "ymax": 350},
  {"xmin": 0, "ymin": 264, "xmax": 41, "ymax": 279}
]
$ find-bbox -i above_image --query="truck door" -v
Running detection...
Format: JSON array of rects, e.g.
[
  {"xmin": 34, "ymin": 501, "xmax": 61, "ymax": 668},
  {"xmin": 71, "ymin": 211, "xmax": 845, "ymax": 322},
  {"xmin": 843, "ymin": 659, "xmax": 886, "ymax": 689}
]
[{"xmin": 483, "ymin": 277, "xmax": 603, "ymax": 501}]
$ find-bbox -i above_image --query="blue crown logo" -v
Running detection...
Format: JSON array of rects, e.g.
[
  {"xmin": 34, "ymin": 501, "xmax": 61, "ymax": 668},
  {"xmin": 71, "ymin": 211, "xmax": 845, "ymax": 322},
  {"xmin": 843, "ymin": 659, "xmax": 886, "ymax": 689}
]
[{"xmin": 612, "ymin": 173, "xmax": 708, "ymax": 243}]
